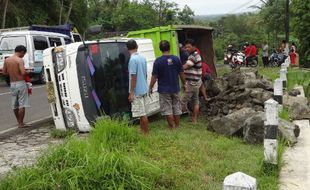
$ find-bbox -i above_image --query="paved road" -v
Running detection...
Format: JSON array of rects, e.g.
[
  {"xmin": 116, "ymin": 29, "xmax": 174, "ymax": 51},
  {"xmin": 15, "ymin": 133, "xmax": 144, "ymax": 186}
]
[{"xmin": 0, "ymin": 81, "xmax": 52, "ymax": 133}]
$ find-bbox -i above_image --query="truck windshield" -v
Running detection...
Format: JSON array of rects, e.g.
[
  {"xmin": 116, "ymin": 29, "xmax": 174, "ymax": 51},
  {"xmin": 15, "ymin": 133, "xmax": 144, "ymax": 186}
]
[
  {"xmin": 76, "ymin": 42, "xmax": 131, "ymax": 122},
  {"xmin": 0, "ymin": 36, "xmax": 26, "ymax": 51}
]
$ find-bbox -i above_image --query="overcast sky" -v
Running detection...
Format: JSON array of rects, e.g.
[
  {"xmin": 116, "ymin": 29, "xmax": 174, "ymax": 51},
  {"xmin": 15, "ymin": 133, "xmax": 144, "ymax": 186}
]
[{"xmin": 166, "ymin": 0, "xmax": 262, "ymax": 15}]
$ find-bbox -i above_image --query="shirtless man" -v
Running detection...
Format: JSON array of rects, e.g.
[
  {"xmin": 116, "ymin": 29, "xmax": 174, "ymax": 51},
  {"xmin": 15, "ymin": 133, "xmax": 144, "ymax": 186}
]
[{"xmin": 3, "ymin": 45, "xmax": 29, "ymax": 128}]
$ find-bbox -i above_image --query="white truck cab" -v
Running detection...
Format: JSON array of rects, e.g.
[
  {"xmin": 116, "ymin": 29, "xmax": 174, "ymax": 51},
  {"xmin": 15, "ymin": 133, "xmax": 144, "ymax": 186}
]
[
  {"xmin": 0, "ymin": 31, "xmax": 70, "ymax": 84},
  {"xmin": 43, "ymin": 38, "xmax": 160, "ymax": 131}
]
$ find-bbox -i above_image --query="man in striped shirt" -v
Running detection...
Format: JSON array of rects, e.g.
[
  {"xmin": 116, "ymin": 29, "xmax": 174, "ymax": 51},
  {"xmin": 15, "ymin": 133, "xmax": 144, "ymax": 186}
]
[{"xmin": 181, "ymin": 39, "xmax": 202, "ymax": 123}]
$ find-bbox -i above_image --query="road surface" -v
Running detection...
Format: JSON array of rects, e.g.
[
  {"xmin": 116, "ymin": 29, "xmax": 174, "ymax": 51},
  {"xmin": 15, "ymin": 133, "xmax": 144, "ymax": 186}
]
[{"xmin": 0, "ymin": 81, "xmax": 52, "ymax": 133}]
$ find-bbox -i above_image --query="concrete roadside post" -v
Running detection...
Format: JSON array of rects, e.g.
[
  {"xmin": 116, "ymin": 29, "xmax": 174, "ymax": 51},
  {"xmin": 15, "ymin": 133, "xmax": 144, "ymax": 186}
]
[
  {"xmin": 273, "ymin": 78, "xmax": 283, "ymax": 105},
  {"xmin": 264, "ymin": 98, "xmax": 279, "ymax": 165},
  {"xmin": 223, "ymin": 172, "xmax": 257, "ymax": 190},
  {"xmin": 280, "ymin": 68, "xmax": 287, "ymax": 88}
]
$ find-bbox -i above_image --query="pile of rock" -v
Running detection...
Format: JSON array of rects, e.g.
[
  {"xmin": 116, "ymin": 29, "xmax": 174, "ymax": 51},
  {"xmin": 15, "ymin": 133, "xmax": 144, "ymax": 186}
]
[
  {"xmin": 202, "ymin": 68, "xmax": 303, "ymax": 144},
  {"xmin": 203, "ymin": 69, "xmax": 273, "ymax": 117}
]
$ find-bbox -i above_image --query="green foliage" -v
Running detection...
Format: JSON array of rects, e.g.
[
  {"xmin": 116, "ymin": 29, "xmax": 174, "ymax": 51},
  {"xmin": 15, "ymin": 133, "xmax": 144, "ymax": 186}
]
[
  {"xmin": 0, "ymin": 119, "xmax": 164, "ymax": 190},
  {"xmin": 0, "ymin": 0, "xmax": 195, "ymax": 35},
  {"xmin": 177, "ymin": 5, "xmax": 195, "ymax": 25},
  {"xmin": 279, "ymin": 106, "xmax": 290, "ymax": 121},
  {"xmin": 259, "ymin": 0, "xmax": 286, "ymax": 39},
  {"xmin": 291, "ymin": 0, "xmax": 310, "ymax": 66},
  {"xmin": 0, "ymin": 118, "xmax": 284, "ymax": 189},
  {"xmin": 207, "ymin": 13, "xmax": 266, "ymax": 60},
  {"xmin": 287, "ymin": 69, "xmax": 310, "ymax": 100},
  {"xmin": 50, "ymin": 129, "xmax": 76, "ymax": 139},
  {"xmin": 258, "ymin": 67, "xmax": 280, "ymax": 81}
]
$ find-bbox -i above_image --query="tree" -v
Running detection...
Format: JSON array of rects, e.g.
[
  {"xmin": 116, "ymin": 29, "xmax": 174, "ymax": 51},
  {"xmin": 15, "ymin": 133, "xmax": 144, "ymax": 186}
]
[
  {"xmin": 178, "ymin": 5, "xmax": 194, "ymax": 25},
  {"xmin": 259, "ymin": 0, "xmax": 286, "ymax": 42},
  {"xmin": 1, "ymin": 0, "xmax": 9, "ymax": 28},
  {"xmin": 291, "ymin": 0, "xmax": 310, "ymax": 66}
]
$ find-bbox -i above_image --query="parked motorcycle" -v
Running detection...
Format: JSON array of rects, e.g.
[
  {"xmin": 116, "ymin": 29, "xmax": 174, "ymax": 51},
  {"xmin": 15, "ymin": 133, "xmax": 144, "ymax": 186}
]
[
  {"xmin": 229, "ymin": 52, "xmax": 258, "ymax": 69},
  {"xmin": 269, "ymin": 51, "xmax": 285, "ymax": 67},
  {"xmin": 224, "ymin": 52, "xmax": 232, "ymax": 64}
]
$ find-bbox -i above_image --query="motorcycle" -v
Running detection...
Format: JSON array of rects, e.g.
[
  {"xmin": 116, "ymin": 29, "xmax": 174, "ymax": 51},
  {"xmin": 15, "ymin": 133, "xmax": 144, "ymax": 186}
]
[
  {"xmin": 224, "ymin": 52, "xmax": 232, "ymax": 64},
  {"xmin": 229, "ymin": 52, "xmax": 258, "ymax": 69},
  {"xmin": 269, "ymin": 51, "xmax": 286, "ymax": 67}
]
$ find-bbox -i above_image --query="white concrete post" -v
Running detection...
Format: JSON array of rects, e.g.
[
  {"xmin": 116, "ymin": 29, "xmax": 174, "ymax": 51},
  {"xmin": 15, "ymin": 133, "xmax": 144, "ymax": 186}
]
[
  {"xmin": 280, "ymin": 69, "xmax": 287, "ymax": 88},
  {"xmin": 281, "ymin": 63, "xmax": 288, "ymax": 71},
  {"xmin": 264, "ymin": 99, "xmax": 279, "ymax": 165},
  {"xmin": 223, "ymin": 172, "xmax": 257, "ymax": 190},
  {"xmin": 273, "ymin": 78, "xmax": 283, "ymax": 105}
]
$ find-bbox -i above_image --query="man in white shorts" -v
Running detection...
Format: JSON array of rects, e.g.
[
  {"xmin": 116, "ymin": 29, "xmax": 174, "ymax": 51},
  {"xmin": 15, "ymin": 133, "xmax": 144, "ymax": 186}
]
[
  {"xmin": 126, "ymin": 40, "xmax": 149, "ymax": 134},
  {"xmin": 3, "ymin": 45, "xmax": 30, "ymax": 128}
]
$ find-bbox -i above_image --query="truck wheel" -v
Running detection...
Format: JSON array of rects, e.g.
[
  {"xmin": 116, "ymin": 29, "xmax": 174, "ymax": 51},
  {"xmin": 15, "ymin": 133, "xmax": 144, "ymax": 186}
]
[{"xmin": 39, "ymin": 70, "xmax": 46, "ymax": 84}]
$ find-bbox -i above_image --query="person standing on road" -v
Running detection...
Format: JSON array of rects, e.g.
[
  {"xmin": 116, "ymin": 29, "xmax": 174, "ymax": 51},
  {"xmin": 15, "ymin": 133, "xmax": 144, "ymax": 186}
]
[
  {"xmin": 149, "ymin": 40, "xmax": 186, "ymax": 129},
  {"xmin": 2, "ymin": 45, "xmax": 30, "ymax": 128},
  {"xmin": 181, "ymin": 39, "xmax": 202, "ymax": 123},
  {"xmin": 126, "ymin": 39, "xmax": 149, "ymax": 134},
  {"xmin": 262, "ymin": 42, "xmax": 269, "ymax": 67}
]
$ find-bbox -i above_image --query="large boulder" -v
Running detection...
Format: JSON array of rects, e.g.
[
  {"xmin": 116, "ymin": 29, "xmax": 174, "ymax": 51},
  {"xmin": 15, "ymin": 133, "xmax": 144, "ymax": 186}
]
[
  {"xmin": 289, "ymin": 102, "xmax": 310, "ymax": 120},
  {"xmin": 206, "ymin": 78, "xmax": 228, "ymax": 97},
  {"xmin": 278, "ymin": 119, "xmax": 300, "ymax": 145},
  {"xmin": 209, "ymin": 108, "xmax": 256, "ymax": 136},
  {"xmin": 283, "ymin": 94, "xmax": 310, "ymax": 120},
  {"xmin": 243, "ymin": 111, "xmax": 265, "ymax": 144},
  {"xmin": 283, "ymin": 94, "xmax": 308, "ymax": 108}
]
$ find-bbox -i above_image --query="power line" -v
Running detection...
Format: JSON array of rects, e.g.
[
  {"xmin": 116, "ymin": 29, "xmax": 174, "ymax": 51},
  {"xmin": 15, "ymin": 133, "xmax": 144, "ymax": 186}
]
[{"xmin": 226, "ymin": 0, "xmax": 259, "ymax": 14}]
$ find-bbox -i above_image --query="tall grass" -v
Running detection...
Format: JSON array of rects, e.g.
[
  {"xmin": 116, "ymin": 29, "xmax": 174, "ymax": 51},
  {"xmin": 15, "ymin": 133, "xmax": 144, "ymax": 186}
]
[
  {"xmin": 0, "ymin": 119, "xmax": 166, "ymax": 190},
  {"xmin": 0, "ymin": 117, "xmax": 285, "ymax": 190}
]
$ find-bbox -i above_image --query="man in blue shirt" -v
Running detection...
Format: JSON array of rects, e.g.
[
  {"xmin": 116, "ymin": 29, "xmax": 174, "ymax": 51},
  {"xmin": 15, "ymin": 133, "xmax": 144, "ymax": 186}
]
[
  {"xmin": 149, "ymin": 40, "xmax": 186, "ymax": 128},
  {"xmin": 127, "ymin": 39, "xmax": 149, "ymax": 134}
]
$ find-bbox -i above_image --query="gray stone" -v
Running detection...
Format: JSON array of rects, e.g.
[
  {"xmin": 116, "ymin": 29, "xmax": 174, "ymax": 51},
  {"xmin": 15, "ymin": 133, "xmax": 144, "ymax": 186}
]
[
  {"xmin": 278, "ymin": 119, "xmax": 300, "ymax": 145},
  {"xmin": 283, "ymin": 95, "xmax": 308, "ymax": 108},
  {"xmin": 289, "ymin": 102, "xmax": 310, "ymax": 120},
  {"xmin": 288, "ymin": 89, "xmax": 301, "ymax": 96},
  {"xmin": 223, "ymin": 172, "xmax": 257, "ymax": 190},
  {"xmin": 209, "ymin": 108, "xmax": 256, "ymax": 136},
  {"xmin": 243, "ymin": 111, "xmax": 265, "ymax": 144}
]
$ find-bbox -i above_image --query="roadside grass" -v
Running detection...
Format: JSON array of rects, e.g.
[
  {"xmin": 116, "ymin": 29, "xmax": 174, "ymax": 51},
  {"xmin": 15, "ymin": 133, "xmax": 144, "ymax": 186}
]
[
  {"xmin": 279, "ymin": 106, "xmax": 290, "ymax": 121},
  {"xmin": 50, "ymin": 128, "xmax": 76, "ymax": 139},
  {"xmin": 258, "ymin": 67, "xmax": 280, "ymax": 81},
  {"xmin": 287, "ymin": 68, "xmax": 310, "ymax": 100},
  {"xmin": 0, "ymin": 117, "xmax": 282, "ymax": 190}
]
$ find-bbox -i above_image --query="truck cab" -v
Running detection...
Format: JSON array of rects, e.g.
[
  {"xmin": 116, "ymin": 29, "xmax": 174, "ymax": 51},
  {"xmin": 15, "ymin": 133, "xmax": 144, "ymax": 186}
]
[{"xmin": 43, "ymin": 38, "xmax": 160, "ymax": 131}]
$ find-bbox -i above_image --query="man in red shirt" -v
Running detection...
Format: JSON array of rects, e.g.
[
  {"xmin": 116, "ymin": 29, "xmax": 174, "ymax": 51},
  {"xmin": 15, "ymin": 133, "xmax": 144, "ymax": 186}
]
[{"xmin": 250, "ymin": 43, "xmax": 257, "ymax": 56}]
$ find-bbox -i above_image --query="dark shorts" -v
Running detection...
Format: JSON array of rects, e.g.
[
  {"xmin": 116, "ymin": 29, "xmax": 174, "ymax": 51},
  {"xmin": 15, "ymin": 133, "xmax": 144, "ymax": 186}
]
[{"xmin": 159, "ymin": 93, "xmax": 182, "ymax": 116}]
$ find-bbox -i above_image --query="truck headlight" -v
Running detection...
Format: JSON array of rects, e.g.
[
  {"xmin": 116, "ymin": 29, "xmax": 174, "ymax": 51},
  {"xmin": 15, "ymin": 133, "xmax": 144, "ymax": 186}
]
[{"xmin": 64, "ymin": 108, "xmax": 76, "ymax": 128}]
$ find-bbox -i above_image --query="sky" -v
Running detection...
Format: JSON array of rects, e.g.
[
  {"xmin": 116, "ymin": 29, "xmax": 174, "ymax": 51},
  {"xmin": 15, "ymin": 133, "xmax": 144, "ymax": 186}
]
[{"xmin": 166, "ymin": 0, "xmax": 263, "ymax": 15}]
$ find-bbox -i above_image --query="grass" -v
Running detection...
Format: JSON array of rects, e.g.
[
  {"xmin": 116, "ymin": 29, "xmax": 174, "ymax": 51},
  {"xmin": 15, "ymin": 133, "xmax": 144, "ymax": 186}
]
[
  {"xmin": 258, "ymin": 67, "xmax": 280, "ymax": 81},
  {"xmin": 279, "ymin": 106, "xmax": 290, "ymax": 121},
  {"xmin": 0, "ymin": 117, "xmax": 284, "ymax": 190},
  {"xmin": 50, "ymin": 129, "xmax": 76, "ymax": 139},
  {"xmin": 287, "ymin": 68, "xmax": 310, "ymax": 100}
]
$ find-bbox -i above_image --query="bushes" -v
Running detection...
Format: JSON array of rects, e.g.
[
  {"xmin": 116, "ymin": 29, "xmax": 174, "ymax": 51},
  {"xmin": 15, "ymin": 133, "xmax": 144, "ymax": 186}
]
[{"xmin": 0, "ymin": 119, "xmax": 164, "ymax": 190}]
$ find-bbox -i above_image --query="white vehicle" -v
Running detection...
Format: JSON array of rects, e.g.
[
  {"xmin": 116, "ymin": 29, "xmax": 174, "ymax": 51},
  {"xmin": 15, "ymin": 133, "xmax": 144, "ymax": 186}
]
[
  {"xmin": 0, "ymin": 31, "xmax": 71, "ymax": 84},
  {"xmin": 43, "ymin": 38, "xmax": 160, "ymax": 132}
]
